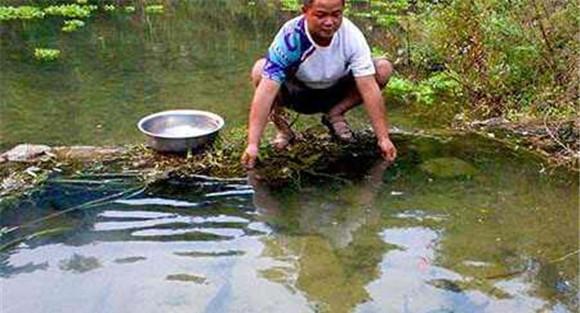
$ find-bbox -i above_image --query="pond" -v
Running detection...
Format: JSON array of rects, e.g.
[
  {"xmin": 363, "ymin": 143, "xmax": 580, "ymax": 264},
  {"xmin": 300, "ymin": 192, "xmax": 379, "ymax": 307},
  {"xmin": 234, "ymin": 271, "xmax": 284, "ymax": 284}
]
[
  {"xmin": 1, "ymin": 134, "xmax": 578, "ymax": 312},
  {"xmin": 0, "ymin": 0, "xmax": 415, "ymax": 151},
  {"xmin": 0, "ymin": 1, "xmax": 278, "ymax": 150},
  {"xmin": 1, "ymin": 1, "xmax": 578, "ymax": 313}
]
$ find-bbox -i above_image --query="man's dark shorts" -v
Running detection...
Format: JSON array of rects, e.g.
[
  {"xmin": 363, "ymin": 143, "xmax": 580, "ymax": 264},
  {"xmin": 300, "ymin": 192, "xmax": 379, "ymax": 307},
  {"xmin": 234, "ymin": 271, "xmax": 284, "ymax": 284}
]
[{"xmin": 279, "ymin": 74, "xmax": 355, "ymax": 114}]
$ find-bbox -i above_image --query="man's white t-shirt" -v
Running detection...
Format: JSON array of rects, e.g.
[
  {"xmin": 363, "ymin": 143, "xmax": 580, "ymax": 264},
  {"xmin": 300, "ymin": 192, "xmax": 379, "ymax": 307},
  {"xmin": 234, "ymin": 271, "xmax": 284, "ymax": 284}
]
[{"xmin": 262, "ymin": 15, "xmax": 375, "ymax": 89}]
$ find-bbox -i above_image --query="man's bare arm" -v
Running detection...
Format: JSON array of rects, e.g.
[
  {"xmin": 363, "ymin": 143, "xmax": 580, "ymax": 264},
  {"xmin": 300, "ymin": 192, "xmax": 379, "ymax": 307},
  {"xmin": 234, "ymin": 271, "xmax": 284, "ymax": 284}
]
[
  {"xmin": 355, "ymin": 75, "xmax": 397, "ymax": 161},
  {"xmin": 242, "ymin": 77, "xmax": 281, "ymax": 168}
]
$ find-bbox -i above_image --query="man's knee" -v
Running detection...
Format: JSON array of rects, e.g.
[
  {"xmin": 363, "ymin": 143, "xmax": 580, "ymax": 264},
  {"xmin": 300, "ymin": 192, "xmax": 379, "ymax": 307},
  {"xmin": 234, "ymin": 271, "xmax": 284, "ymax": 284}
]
[
  {"xmin": 251, "ymin": 58, "xmax": 266, "ymax": 87},
  {"xmin": 373, "ymin": 58, "xmax": 393, "ymax": 88}
]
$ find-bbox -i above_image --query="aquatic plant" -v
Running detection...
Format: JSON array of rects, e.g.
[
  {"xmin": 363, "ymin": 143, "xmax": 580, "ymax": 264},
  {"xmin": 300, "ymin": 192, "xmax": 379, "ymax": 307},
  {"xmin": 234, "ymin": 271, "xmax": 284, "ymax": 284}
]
[
  {"xmin": 62, "ymin": 19, "xmax": 85, "ymax": 32},
  {"xmin": 388, "ymin": 72, "xmax": 460, "ymax": 105},
  {"xmin": 34, "ymin": 48, "xmax": 61, "ymax": 61},
  {"xmin": 124, "ymin": 6, "xmax": 135, "ymax": 13},
  {"xmin": 0, "ymin": 6, "xmax": 45, "ymax": 21},
  {"xmin": 145, "ymin": 5, "xmax": 164, "ymax": 14},
  {"xmin": 44, "ymin": 4, "xmax": 97, "ymax": 18},
  {"xmin": 280, "ymin": 0, "xmax": 299, "ymax": 11},
  {"xmin": 103, "ymin": 4, "xmax": 116, "ymax": 12}
]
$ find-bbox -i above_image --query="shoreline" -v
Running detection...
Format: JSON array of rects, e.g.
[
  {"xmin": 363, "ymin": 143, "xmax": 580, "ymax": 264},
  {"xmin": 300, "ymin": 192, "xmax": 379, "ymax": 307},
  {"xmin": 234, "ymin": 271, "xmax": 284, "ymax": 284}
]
[{"xmin": 1, "ymin": 126, "xmax": 577, "ymax": 200}]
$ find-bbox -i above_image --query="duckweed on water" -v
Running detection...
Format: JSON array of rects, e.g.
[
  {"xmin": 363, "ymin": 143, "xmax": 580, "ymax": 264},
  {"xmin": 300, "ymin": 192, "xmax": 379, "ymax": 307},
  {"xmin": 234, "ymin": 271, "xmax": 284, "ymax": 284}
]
[
  {"xmin": 280, "ymin": 0, "xmax": 299, "ymax": 11},
  {"xmin": 103, "ymin": 5, "xmax": 115, "ymax": 12},
  {"xmin": 0, "ymin": 3, "xmax": 163, "ymax": 21},
  {"xmin": 62, "ymin": 19, "xmax": 85, "ymax": 32},
  {"xmin": 145, "ymin": 5, "xmax": 164, "ymax": 14},
  {"xmin": 0, "ymin": 6, "xmax": 44, "ymax": 20},
  {"xmin": 34, "ymin": 48, "xmax": 60, "ymax": 61},
  {"xmin": 1, "ymin": 3, "xmax": 165, "ymax": 62},
  {"xmin": 44, "ymin": 4, "xmax": 97, "ymax": 18}
]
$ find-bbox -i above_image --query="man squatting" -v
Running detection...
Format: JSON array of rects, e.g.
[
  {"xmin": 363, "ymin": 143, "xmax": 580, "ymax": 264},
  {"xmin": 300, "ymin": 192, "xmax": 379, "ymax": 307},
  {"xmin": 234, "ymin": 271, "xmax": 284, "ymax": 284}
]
[{"xmin": 241, "ymin": 0, "xmax": 397, "ymax": 168}]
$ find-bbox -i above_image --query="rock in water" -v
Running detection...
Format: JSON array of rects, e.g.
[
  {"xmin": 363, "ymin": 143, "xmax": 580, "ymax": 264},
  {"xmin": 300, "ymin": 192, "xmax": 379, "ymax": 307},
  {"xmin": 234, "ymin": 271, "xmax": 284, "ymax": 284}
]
[
  {"xmin": 0, "ymin": 144, "xmax": 52, "ymax": 163},
  {"xmin": 420, "ymin": 157, "xmax": 477, "ymax": 178}
]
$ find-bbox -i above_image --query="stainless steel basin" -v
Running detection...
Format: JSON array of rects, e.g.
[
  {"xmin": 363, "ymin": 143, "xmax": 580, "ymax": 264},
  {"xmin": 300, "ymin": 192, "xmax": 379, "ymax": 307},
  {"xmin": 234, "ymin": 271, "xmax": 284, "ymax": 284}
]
[{"xmin": 137, "ymin": 110, "xmax": 225, "ymax": 153}]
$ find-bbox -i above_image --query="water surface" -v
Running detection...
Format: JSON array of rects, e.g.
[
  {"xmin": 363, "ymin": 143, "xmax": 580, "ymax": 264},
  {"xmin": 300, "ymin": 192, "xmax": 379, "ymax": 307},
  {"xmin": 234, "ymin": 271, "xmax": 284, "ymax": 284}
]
[
  {"xmin": 1, "ymin": 2, "xmax": 577, "ymax": 312},
  {"xmin": 0, "ymin": 1, "xmax": 280, "ymax": 149},
  {"xmin": 1, "ymin": 134, "xmax": 577, "ymax": 313}
]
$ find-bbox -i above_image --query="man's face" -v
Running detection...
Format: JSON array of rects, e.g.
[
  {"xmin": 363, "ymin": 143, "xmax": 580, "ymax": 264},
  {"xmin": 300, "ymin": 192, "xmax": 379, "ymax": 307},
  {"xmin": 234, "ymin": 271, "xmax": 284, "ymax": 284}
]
[{"xmin": 303, "ymin": 0, "xmax": 344, "ymax": 44}]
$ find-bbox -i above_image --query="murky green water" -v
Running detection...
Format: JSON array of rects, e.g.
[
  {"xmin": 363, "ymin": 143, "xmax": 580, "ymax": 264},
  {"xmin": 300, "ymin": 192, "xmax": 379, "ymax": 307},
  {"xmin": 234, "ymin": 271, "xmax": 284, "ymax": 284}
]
[
  {"xmin": 0, "ymin": 1, "xmax": 281, "ymax": 150},
  {"xmin": 0, "ymin": 0, "xmax": 414, "ymax": 151},
  {"xmin": 1, "ymin": 1, "xmax": 578, "ymax": 312}
]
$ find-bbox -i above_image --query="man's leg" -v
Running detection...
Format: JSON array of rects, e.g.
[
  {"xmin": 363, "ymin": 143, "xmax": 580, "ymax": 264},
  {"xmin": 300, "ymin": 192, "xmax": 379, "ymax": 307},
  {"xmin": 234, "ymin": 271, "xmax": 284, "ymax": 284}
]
[
  {"xmin": 324, "ymin": 58, "xmax": 394, "ymax": 141},
  {"xmin": 251, "ymin": 58, "xmax": 295, "ymax": 149}
]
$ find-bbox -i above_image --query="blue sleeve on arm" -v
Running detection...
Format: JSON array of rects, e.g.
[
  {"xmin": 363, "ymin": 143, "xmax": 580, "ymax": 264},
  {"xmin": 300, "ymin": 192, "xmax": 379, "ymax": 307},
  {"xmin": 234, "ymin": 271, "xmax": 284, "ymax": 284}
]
[{"xmin": 262, "ymin": 18, "xmax": 312, "ymax": 84}]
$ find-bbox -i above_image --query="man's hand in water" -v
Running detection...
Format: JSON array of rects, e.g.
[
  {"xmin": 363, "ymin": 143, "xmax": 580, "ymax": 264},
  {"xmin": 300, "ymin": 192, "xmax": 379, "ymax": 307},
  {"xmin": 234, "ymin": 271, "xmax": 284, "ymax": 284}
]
[
  {"xmin": 378, "ymin": 137, "xmax": 397, "ymax": 162},
  {"xmin": 241, "ymin": 144, "xmax": 259, "ymax": 169}
]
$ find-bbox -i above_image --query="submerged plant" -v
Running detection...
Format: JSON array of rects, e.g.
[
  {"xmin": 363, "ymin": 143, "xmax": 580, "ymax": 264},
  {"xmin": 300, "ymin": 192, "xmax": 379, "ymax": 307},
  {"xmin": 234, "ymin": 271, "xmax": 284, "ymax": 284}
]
[
  {"xmin": 62, "ymin": 19, "xmax": 85, "ymax": 32},
  {"xmin": 34, "ymin": 48, "xmax": 60, "ymax": 61}
]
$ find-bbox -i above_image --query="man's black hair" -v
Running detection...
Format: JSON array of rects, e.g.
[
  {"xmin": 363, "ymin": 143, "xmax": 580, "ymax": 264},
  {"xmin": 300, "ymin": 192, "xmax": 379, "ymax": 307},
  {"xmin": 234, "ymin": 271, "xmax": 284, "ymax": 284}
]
[{"xmin": 302, "ymin": 0, "xmax": 346, "ymax": 6}]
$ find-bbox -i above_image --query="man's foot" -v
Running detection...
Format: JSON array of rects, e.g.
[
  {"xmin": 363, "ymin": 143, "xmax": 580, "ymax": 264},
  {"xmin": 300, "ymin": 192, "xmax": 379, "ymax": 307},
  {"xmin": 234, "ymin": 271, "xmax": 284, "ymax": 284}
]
[
  {"xmin": 321, "ymin": 115, "xmax": 354, "ymax": 143},
  {"xmin": 271, "ymin": 130, "xmax": 295, "ymax": 150}
]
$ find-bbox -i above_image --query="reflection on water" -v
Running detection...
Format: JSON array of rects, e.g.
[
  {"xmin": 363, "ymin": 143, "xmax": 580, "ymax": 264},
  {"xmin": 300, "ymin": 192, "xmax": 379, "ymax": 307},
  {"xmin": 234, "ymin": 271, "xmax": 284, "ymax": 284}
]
[
  {"xmin": 1, "ymin": 135, "xmax": 577, "ymax": 313},
  {"xmin": 157, "ymin": 125, "xmax": 209, "ymax": 138}
]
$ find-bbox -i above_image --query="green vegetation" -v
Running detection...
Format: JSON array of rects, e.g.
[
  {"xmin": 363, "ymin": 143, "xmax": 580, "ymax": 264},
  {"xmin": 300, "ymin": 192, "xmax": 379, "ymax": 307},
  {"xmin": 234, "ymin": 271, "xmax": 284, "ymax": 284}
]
[
  {"xmin": 386, "ymin": 72, "xmax": 463, "ymax": 122},
  {"xmin": 103, "ymin": 4, "xmax": 115, "ymax": 12},
  {"xmin": 145, "ymin": 5, "xmax": 164, "ymax": 14},
  {"xmin": 0, "ymin": 6, "xmax": 44, "ymax": 20},
  {"xmin": 61, "ymin": 19, "xmax": 85, "ymax": 32},
  {"xmin": 34, "ymin": 48, "xmax": 60, "ymax": 61},
  {"xmin": 0, "ymin": 2, "xmax": 166, "ymax": 61},
  {"xmin": 280, "ymin": 0, "xmax": 299, "ymax": 11},
  {"xmin": 44, "ymin": 4, "xmax": 97, "ymax": 18},
  {"xmin": 347, "ymin": 0, "xmax": 578, "ymax": 123}
]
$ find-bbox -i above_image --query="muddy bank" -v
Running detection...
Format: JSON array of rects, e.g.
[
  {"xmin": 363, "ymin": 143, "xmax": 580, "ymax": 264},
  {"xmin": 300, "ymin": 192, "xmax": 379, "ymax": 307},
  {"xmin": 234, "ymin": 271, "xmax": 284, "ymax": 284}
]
[
  {"xmin": 0, "ymin": 127, "xmax": 572, "ymax": 199},
  {"xmin": 454, "ymin": 117, "xmax": 579, "ymax": 171},
  {"xmin": 0, "ymin": 128, "xmax": 385, "ymax": 196}
]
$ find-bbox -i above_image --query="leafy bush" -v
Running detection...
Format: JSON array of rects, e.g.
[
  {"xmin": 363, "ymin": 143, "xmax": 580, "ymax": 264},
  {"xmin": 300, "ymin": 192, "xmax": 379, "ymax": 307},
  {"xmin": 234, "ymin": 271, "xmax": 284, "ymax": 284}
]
[{"xmin": 354, "ymin": 0, "xmax": 578, "ymax": 121}]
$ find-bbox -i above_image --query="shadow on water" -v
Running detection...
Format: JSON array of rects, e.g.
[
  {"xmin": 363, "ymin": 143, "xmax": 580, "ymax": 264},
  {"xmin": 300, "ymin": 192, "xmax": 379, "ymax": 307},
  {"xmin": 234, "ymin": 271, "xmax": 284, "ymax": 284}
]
[{"xmin": 0, "ymin": 134, "xmax": 577, "ymax": 313}]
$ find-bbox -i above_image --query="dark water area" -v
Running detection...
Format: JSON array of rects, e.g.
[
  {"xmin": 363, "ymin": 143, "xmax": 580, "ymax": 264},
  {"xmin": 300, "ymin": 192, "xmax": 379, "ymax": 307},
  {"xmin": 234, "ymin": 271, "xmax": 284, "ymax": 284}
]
[{"xmin": 1, "ymin": 134, "xmax": 578, "ymax": 313}]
